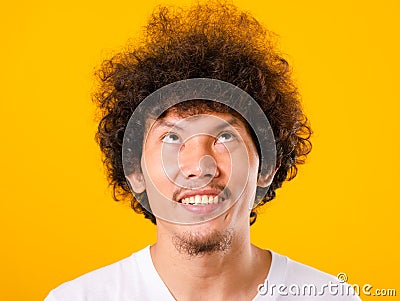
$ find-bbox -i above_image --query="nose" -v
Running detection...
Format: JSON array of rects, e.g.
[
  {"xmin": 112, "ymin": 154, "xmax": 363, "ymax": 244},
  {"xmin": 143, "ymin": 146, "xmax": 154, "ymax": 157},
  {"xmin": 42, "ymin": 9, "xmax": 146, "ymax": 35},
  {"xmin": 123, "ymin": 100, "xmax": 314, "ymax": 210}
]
[{"xmin": 178, "ymin": 135, "xmax": 220, "ymax": 180}]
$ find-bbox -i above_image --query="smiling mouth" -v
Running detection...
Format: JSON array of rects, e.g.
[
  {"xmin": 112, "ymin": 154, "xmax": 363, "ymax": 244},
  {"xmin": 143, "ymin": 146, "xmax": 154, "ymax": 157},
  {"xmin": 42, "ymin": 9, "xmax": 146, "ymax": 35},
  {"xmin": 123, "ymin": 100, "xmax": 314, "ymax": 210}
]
[{"xmin": 179, "ymin": 195, "xmax": 225, "ymax": 205}]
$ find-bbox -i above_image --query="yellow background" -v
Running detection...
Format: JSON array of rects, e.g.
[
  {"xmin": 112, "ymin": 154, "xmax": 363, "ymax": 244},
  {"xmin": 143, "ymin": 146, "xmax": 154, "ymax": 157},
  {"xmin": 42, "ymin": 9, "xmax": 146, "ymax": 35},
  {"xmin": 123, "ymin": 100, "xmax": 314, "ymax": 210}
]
[{"xmin": 1, "ymin": 0, "xmax": 399, "ymax": 300}]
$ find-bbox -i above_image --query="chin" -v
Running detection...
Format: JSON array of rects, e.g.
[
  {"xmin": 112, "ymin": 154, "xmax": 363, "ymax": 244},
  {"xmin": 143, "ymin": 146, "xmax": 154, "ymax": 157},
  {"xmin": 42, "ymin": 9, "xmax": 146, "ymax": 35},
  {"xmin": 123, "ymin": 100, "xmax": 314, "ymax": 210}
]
[{"xmin": 187, "ymin": 210, "xmax": 232, "ymax": 232}]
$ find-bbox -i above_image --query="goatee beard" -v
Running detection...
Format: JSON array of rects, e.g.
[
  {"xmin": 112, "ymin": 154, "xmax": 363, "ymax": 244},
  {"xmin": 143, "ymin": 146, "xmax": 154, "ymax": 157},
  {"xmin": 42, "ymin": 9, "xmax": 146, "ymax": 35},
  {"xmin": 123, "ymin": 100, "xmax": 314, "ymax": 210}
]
[{"xmin": 172, "ymin": 228, "xmax": 234, "ymax": 257}]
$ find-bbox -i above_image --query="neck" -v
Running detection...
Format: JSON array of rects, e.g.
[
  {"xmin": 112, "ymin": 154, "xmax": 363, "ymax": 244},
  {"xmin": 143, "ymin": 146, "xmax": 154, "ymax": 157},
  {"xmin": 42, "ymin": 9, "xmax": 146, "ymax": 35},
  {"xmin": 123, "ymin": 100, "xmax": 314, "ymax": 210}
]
[{"xmin": 150, "ymin": 223, "xmax": 271, "ymax": 301}]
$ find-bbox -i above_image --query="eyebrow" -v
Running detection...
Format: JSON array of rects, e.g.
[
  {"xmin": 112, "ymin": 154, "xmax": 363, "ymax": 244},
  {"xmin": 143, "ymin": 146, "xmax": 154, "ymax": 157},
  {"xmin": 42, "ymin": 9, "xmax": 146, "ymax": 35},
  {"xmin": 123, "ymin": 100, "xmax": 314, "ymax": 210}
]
[
  {"xmin": 152, "ymin": 117, "xmax": 242, "ymax": 132},
  {"xmin": 151, "ymin": 120, "xmax": 184, "ymax": 131},
  {"xmin": 214, "ymin": 117, "xmax": 241, "ymax": 131}
]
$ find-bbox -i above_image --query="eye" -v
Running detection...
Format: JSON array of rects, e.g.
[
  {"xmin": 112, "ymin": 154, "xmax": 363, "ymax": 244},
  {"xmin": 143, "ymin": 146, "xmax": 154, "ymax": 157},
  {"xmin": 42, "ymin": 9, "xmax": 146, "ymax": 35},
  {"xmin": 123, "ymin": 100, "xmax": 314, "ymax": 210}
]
[
  {"xmin": 216, "ymin": 131, "xmax": 235, "ymax": 144},
  {"xmin": 162, "ymin": 132, "xmax": 181, "ymax": 144}
]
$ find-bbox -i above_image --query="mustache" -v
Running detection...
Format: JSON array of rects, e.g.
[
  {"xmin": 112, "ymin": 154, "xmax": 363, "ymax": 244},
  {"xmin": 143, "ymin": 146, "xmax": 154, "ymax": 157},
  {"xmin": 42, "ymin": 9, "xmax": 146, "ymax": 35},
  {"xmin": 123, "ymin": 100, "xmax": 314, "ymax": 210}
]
[{"xmin": 172, "ymin": 183, "xmax": 231, "ymax": 202}]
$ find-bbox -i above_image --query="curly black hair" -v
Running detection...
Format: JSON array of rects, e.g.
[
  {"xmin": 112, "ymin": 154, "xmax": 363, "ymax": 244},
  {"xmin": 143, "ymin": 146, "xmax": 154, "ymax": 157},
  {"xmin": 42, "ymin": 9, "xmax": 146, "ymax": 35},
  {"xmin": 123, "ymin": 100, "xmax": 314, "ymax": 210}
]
[{"xmin": 93, "ymin": 1, "xmax": 312, "ymax": 225}]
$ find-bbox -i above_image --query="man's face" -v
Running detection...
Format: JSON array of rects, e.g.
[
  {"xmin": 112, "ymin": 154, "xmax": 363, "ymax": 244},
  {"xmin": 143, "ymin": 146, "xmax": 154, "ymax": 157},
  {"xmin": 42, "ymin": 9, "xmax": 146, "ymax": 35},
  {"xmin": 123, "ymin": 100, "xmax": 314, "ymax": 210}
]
[{"xmin": 128, "ymin": 109, "xmax": 266, "ymax": 254}]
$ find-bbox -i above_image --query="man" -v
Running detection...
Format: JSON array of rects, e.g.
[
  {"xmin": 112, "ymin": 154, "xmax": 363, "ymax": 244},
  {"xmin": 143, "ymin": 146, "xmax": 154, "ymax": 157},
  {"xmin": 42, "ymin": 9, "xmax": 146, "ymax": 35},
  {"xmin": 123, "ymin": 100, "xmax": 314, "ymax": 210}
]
[{"xmin": 45, "ymin": 2, "xmax": 360, "ymax": 300}]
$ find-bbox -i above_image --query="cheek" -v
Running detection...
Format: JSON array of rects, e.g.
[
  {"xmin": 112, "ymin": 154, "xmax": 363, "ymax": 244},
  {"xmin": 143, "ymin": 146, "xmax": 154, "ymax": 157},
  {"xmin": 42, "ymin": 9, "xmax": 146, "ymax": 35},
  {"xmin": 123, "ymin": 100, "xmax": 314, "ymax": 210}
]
[
  {"xmin": 161, "ymin": 145, "xmax": 182, "ymax": 181},
  {"xmin": 142, "ymin": 147, "xmax": 175, "ymax": 197},
  {"xmin": 224, "ymin": 143, "xmax": 259, "ymax": 210},
  {"xmin": 214, "ymin": 147, "xmax": 232, "ymax": 176},
  {"xmin": 226, "ymin": 143, "xmax": 258, "ymax": 183}
]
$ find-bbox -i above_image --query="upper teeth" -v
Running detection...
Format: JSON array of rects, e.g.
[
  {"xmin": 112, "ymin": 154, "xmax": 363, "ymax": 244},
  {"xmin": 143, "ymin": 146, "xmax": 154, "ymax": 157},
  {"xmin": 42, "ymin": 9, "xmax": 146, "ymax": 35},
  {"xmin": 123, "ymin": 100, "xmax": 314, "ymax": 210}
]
[{"xmin": 181, "ymin": 195, "xmax": 222, "ymax": 205}]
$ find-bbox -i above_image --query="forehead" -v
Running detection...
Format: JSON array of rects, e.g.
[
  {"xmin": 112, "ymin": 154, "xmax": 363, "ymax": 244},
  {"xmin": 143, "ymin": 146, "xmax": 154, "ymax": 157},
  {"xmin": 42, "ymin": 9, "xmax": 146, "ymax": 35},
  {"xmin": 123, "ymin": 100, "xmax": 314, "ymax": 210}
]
[
  {"xmin": 149, "ymin": 110, "xmax": 248, "ymax": 134},
  {"xmin": 156, "ymin": 99, "xmax": 249, "ymax": 126}
]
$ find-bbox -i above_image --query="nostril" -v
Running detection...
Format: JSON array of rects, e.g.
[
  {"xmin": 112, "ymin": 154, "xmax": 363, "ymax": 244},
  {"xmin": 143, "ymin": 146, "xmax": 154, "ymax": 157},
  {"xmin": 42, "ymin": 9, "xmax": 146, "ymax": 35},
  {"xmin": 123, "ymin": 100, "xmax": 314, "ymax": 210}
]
[{"xmin": 198, "ymin": 155, "xmax": 219, "ymax": 178}]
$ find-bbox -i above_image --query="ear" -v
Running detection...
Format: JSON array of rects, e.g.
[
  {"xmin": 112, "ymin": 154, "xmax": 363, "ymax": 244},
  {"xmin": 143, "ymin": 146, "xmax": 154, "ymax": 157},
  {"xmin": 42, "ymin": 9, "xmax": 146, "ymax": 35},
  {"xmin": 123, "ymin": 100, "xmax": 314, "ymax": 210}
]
[
  {"xmin": 257, "ymin": 166, "xmax": 279, "ymax": 188},
  {"xmin": 126, "ymin": 173, "xmax": 146, "ymax": 194}
]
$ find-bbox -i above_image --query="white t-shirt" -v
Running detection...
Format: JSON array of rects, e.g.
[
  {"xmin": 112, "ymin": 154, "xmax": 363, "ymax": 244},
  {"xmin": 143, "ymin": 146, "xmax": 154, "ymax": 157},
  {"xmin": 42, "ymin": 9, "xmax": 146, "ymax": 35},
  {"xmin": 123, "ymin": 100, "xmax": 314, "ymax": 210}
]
[{"xmin": 45, "ymin": 246, "xmax": 361, "ymax": 301}]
